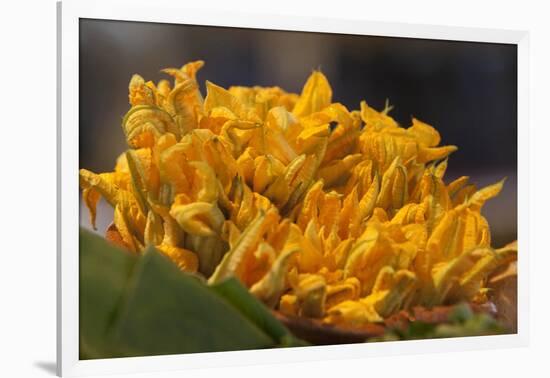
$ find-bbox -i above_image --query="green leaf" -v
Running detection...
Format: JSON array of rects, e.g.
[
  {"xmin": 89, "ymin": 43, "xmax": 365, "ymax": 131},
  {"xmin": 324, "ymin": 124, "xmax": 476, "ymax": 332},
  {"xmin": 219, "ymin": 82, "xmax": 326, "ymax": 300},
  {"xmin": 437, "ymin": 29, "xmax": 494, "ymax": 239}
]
[
  {"xmin": 210, "ymin": 278, "xmax": 309, "ymax": 347},
  {"xmin": 447, "ymin": 302, "xmax": 474, "ymax": 323},
  {"xmin": 79, "ymin": 228, "xmax": 300, "ymax": 359},
  {"xmin": 79, "ymin": 228, "xmax": 139, "ymax": 359},
  {"xmin": 113, "ymin": 248, "xmax": 275, "ymax": 357}
]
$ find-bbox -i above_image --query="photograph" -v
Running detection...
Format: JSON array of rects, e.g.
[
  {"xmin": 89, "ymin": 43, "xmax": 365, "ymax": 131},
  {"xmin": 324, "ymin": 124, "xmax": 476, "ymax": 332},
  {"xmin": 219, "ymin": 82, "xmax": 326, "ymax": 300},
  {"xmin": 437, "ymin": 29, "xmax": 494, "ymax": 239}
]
[{"xmin": 77, "ymin": 18, "xmax": 518, "ymax": 359}]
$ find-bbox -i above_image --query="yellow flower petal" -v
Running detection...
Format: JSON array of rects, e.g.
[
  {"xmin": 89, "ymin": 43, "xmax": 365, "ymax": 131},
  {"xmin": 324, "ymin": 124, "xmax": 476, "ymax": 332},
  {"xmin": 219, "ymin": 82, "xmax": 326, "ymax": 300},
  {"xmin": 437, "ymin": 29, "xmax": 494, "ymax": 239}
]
[
  {"xmin": 157, "ymin": 243, "xmax": 199, "ymax": 273},
  {"xmin": 292, "ymin": 71, "xmax": 333, "ymax": 118}
]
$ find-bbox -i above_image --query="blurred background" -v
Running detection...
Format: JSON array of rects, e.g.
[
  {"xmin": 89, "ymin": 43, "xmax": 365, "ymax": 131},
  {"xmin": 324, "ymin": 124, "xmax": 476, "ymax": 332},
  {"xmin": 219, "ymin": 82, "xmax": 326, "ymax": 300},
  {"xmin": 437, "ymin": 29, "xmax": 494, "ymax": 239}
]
[{"xmin": 79, "ymin": 18, "xmax": 517, "ymax": 247}]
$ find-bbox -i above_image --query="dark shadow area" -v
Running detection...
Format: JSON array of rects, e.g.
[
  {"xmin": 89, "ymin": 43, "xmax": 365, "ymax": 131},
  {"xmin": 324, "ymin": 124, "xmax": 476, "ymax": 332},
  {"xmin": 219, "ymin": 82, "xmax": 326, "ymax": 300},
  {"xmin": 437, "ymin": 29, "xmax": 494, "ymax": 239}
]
[{"xmin": 34, "ymin": 361, "xmax": 56, "ymax": 376}]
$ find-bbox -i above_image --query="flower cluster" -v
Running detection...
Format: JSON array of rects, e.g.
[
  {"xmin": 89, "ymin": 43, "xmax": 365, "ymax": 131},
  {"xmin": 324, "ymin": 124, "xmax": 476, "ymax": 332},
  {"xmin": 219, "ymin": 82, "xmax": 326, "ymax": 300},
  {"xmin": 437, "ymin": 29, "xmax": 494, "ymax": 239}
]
[{"xmin": 80, "ymin": 61, "xmax": 516, "ymax": 326}]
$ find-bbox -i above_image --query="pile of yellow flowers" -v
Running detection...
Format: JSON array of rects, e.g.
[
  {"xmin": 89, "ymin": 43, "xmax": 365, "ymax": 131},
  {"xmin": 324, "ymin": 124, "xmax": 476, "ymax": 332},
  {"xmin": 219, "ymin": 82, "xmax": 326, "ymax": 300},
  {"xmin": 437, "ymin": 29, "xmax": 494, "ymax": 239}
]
[{"xmin": 80, "ymin": 60, "xmax": 517, "ymax": 327}]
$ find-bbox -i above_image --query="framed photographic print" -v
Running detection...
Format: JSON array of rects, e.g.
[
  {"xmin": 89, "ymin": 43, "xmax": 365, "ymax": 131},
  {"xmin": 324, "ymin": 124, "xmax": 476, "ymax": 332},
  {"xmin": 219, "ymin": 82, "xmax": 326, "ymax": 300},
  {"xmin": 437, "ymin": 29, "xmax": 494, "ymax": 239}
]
[{"xmin": 57, "ymin": 1, "xmax": 529, "ymax": 376}]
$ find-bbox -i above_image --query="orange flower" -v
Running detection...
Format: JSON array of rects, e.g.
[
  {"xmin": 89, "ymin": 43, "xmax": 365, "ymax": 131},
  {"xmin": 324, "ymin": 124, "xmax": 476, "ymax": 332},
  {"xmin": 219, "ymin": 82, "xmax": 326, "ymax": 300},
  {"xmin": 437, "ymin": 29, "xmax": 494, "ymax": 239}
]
[{"xmin": 80, "ymin": 61, "xmax": 516, "ymax": 325}]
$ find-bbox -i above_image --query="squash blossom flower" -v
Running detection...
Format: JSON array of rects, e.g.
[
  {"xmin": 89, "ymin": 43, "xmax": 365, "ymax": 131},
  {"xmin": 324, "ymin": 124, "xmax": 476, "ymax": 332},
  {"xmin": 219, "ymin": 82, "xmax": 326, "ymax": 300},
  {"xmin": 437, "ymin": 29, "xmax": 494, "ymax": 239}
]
[{"xmin": 80, "ymin": 60, "xmax": 517, "ymax": 326}]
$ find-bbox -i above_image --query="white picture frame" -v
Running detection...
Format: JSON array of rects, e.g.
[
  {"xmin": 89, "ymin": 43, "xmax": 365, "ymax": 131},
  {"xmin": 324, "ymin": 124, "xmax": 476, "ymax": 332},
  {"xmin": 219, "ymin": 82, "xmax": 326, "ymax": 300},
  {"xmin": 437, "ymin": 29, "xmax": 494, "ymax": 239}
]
[{"xmin": 57, "ymin": 1, "xmax": 530, "ymax": 376}]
